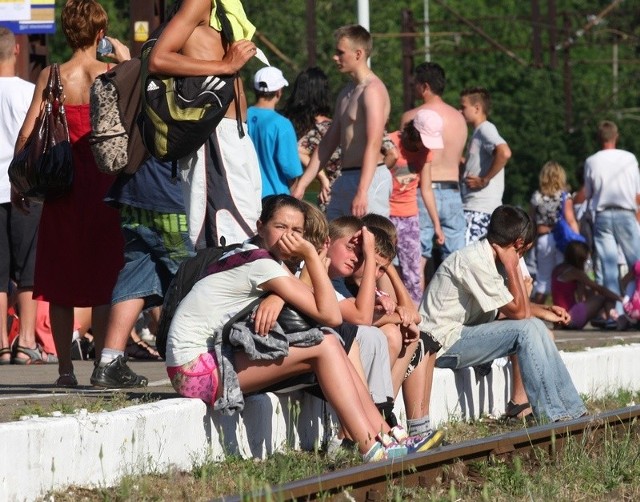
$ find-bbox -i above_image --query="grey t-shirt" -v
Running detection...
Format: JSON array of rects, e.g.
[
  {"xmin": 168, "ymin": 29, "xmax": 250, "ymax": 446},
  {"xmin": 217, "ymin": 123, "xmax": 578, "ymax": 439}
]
[{"xmin": 461, "ymin": 120, "xmax": 506, "ymax": 214}]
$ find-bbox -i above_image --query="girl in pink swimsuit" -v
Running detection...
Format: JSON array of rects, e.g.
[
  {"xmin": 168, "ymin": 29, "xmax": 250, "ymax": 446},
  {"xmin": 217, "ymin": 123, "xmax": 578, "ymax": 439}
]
[{"xmin": 551, "ymin": 241, "xmax": 620, "ymax": 328}]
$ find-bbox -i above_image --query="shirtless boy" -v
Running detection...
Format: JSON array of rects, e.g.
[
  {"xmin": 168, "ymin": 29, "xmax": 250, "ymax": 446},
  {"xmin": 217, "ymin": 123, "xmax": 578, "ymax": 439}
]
[
  {"xmin": 148, "ymin": 0, "xmax": 262, "ymax": 247},
  {"xmin": 401, "ymin": 62, "xmax": 468, "ymax": 281},
  {"xmin": 292, "ymin": 25, "xmax": 391, "ymax": 219}
]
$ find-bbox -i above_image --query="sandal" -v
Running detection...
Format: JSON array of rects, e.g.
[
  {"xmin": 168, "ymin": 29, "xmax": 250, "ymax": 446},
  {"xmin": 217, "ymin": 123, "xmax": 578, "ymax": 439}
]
[
  {"xmin": 0, "ymin": 347, "xmax": 11, "ymax": 365},
  {"xmin": 55, "ymin": 372, "xmax": 78, "ymax": 388},
  {"xmin": 125, "ymin": 339, "xmax": 161, "ymax": 360},
  {"xmin": 501, "ymin": 400, "xmax": 532, "ymax": 420},
  {"xmin": 11, "ymin": 345, "xmax": 45, "ymax": 365}
]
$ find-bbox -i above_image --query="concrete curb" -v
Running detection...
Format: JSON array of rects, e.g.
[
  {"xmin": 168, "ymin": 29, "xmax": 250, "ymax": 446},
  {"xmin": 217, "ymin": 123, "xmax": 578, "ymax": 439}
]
[{"xmin": 3, "ymin": 343, "xmax": 640, "ymax": 502}]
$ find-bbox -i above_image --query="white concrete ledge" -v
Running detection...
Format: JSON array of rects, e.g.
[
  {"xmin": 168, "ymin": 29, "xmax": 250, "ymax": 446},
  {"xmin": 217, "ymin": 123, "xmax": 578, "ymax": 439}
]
[{"xmin": 3, "ymin": 343, "xmax": 640, "ymax": 502}]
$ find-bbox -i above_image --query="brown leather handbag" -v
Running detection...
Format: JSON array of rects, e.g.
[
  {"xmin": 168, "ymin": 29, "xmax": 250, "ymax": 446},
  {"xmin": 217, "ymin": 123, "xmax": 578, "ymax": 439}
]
[{"xmin": 9, "ymin": 63, "xmax": 73, "ymax": 201}]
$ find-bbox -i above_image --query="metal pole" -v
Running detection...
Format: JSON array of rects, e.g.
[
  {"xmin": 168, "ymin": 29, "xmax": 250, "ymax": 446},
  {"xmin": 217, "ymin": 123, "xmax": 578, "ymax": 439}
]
[
  {"xmin": 357, "ymin": 0, "xmax": 370, "ymax": 31},
  {"xmin": 612, "ymin": 40, "xmax": 618, "ymax": 106},
  {"xmin": 424, "ymin": 0, "xmax": 430, "ymax": 62},
  {"xmin": 357, "ymin": 0, "xmax": 370, "ymax": 67}
]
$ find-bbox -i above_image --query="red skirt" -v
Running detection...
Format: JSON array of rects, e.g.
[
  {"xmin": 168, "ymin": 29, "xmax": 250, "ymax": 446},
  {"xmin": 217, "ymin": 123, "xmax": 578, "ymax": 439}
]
[{"xmin": 34, "ymin": 104, "xmax": 123, "ymax": 307}]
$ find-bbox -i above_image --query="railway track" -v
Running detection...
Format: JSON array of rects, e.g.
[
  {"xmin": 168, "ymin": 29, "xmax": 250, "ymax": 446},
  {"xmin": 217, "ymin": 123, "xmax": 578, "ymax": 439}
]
[{"xmin": 218, "ymin": 405, "xmax": 640, "ymax": 502}]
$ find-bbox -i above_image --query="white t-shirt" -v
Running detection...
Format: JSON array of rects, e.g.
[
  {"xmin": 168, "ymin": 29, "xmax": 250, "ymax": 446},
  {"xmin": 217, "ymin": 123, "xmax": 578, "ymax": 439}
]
[
  {"xmin": 584, "ymin": 148, "xmax": 640, "ymax": 212},
  {"xmin": 0, "ymin": 77, "xmax": 35, "ymax": 203},
  {"xmin": 166, "ymin": 243, "xmax": 288, "ymax": 366},
  {"xmin": 461, "ymin": 120, "xmax": 507, "ymax": 214}
]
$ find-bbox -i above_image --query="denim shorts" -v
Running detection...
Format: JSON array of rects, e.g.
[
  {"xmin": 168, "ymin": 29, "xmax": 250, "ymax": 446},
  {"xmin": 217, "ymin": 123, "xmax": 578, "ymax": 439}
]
[
  {"xmin": 417, "ymin": 187, "xmax": 465, "ymax": 259},
  {"xmin": 111, "ymin": 205, "xmax": 194, "ymax": 307}
]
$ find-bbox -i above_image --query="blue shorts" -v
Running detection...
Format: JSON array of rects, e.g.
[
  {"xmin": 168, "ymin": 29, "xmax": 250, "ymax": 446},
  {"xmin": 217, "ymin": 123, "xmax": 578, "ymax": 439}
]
[
  {"xmin": 417, "ymin": 186, "xmax": 465, "ymax": 259},
  {"xmin": 111, "ymin": 205, "xmax": 194, "ymax": 307},
  {"xmin": 326, "ymin": 164, "xmax": 392, "ymax": 220}
]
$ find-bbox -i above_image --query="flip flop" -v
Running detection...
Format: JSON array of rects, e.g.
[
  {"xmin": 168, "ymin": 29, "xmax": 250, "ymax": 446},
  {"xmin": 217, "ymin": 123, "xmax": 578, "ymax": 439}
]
[{"xmin": 0, "ymin": 347, "xmax": 11, "ymax": 365}]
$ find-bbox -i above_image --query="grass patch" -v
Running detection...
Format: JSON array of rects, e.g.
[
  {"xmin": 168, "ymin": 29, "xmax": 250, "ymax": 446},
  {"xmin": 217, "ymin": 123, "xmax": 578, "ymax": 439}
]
[{"xmin": 12, "ymin": 392, "xmax": 158, "ymax": 421}]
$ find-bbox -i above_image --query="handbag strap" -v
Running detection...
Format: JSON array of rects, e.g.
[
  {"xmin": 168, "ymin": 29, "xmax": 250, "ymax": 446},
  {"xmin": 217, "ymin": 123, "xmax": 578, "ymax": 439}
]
[{"xmin": 44, "ymin": 64, "xmax": 66, "ymax": 107}]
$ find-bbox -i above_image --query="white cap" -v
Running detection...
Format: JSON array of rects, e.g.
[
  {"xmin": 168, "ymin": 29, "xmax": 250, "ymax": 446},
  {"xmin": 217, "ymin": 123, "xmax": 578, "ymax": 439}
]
[
  {"xmin": 414, "ymin": 109, "xmax": 444, "ymax": 149},
  {"xmin": 254, "ymin": 66, "xmax": 288, "ymax": 92}
]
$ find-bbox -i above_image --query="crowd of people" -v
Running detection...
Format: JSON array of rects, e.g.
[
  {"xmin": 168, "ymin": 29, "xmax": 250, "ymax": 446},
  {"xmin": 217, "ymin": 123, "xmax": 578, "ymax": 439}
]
[{"xmin": 2, "ymin": 0, "xmax": 639, "ymax": 464}]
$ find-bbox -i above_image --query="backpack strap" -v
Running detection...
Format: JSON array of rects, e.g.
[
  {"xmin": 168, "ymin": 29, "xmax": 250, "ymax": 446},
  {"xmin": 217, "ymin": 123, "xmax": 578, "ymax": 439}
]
[
  {"xmin": 202, "ymin": 248, "xmax": 275, "ymax": 279},
  {"xmin": 216, "ymin": 3, "xmax": 245, "ymax": 138}
]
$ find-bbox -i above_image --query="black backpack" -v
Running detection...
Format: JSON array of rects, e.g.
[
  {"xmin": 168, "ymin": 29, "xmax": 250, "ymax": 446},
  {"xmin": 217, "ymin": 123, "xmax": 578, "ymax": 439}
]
[
  {"xmin": 137, "ymin": 5, "xmax": 239, "ymax": 162},
  {"xmin": 156, "ymin": 243, "xmax": 271, "ymax": 360}
]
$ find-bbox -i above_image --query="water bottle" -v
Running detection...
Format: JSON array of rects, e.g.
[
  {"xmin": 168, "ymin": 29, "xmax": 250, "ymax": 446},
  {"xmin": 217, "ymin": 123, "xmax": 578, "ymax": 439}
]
[{"xmin": 97, "ymin": 37, "xmax": 113, "ymax": 56}]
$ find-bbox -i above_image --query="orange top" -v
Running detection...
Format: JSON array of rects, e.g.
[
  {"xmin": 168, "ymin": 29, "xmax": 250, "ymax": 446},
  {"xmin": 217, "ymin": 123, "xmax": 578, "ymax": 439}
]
[{"xmin": 389, "ymin": 130, "xmax": 431, "ymax": 217}]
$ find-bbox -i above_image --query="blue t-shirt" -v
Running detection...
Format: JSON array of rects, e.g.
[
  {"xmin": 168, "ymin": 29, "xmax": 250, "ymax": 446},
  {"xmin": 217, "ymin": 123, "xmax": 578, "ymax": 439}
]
[
  {"xmin": 105, "ymin": 157, "xmax": 186, "ymax": 213},
  {"xmin": 247, "ymin": 106, "xmax": 302, "ymax": 198},
  {"xmin": 331, "ymin": 277, "xmax": 358, "ymax": 299}
]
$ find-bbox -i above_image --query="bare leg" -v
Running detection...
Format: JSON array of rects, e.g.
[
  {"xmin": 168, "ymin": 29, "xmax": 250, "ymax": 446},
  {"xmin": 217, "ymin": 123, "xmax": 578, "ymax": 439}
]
[
  {"xmin": 50, "ymin": 304, "xmax": 74, "ymax": 376},
  {"xmin": 11, "ymin": 289, "xmax": 40, "ymax": 360},
  {"xmin": 235, "ymin": 335, "xmax": 389, "ymax": 454},
  {"xmin": 145, "ymin": 306, "xmax": 161, "ymax": 334},
  {"xmin": 346, "ymin": 341, "xmax": 368, "ymax": 388},
  {"xmin": 402, "ymin": 351, "xmax": 436, "ymax": 420},
  {"xmin": 103, "ymin": 299, "xmax": 145, "ymax": 352},
  {"xmin": 90, "ymin": 304, "xmax": 111, "ymax": 360},
  {"xmin": 510, "ymin": 355, "xmax": 531, "ymax": 417},
  {"xmin": 584, "ymin": 295, "xmax": 607, "ymax": 323},
  {"xmin": 73, "ymin": 307, "xmax": 92, "ymax": 338},
  {"xmin": 390, "ymin": 339, "xmax": 418, "ymax": 396}
]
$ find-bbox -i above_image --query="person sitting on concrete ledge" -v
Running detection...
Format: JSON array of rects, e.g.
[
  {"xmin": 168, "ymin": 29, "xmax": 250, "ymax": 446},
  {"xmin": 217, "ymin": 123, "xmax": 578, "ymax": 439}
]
[
  {"xmin": 419, "ymin": 205, "xmax": 587, "ymax": 422},
  {"xmin": 166, "ymin": 194, "xmax": 438, "ymax": 462}
]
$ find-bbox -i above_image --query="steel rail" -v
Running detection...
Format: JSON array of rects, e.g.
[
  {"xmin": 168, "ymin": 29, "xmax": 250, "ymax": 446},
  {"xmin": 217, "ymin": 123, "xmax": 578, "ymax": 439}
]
[{"xmin": 216, "ymin": 405, "xmax": 640, "ymax": 502}]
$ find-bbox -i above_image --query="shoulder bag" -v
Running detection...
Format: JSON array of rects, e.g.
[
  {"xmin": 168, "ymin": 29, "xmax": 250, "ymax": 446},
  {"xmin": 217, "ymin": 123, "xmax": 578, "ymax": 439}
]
[
  {"xmin": 552, "ymin": 191, "xmax": 586, "ymax": 252},
  {"xmin": 9, "ymin": 63, "xmax": 73, "ymax": 201}
]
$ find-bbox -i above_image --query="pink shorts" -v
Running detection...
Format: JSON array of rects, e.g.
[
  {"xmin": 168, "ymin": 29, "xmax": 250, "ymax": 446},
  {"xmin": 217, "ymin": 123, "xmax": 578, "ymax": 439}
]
[
  {"xmin": 567, "ymin": 302, "xmax": 588, "ymax": 329},
  {"xmin": 167, "ymin": 352, "xmax": 219, "ymax": 406}
]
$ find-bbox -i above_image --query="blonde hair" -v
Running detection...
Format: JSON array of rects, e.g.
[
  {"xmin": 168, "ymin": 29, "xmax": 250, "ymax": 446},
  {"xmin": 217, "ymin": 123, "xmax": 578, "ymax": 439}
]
[
  {"xmin": 334, "ymin": 25, "xmax": 372, "ymax": 57},
  {"xmin": 329, "ymin": 216, "xmax": 362, "ymax": 241},
  {"xmin": 301, "ymin": 201, "xmax": 329, "ymax": 252},
  {"xmin": 539, "ymin": 161, "xmax": 568, "ymax": 196},
  {"xmin": 0, "ymin": 28, "xmax": 16, "ymax": 62}
]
